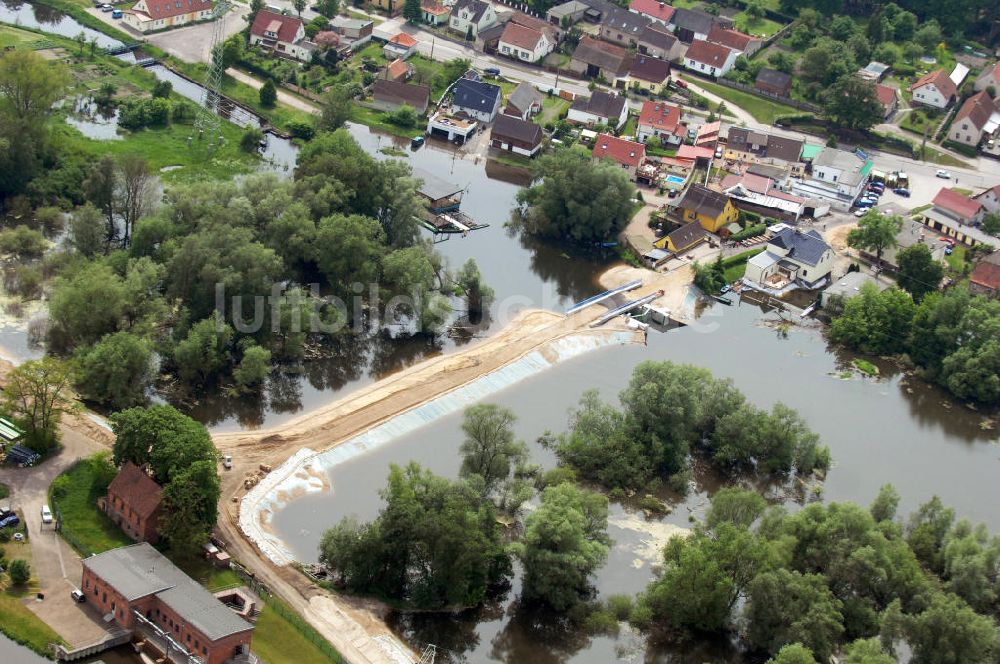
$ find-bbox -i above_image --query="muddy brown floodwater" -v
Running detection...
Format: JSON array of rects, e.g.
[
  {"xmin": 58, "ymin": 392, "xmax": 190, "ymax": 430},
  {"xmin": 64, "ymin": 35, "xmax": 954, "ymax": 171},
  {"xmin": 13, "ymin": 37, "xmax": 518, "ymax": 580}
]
[{"xmin": 270, "ymin": 302, "xmax": 997, "ymax": 663}]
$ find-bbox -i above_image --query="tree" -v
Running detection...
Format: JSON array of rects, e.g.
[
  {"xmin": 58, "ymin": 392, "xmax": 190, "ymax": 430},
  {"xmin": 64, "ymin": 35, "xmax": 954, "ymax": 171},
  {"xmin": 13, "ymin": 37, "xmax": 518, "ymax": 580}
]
[
  {"xmin": 110, "ymin": 404, "xmax": 217, "ymax": 485},
  {"xmin": 693, "ymin": 256, "xmax": 726, "ymax": 294},
  {"xmin": 259, "ymin": 79, "xmax": 277, "ymax": 108},
  {"xmin": 706, "ymin": 487, "xmax": 767, "ymax": 530},
  {"xmin": 8, "ymin": 559, "xmax": 30, "ymax": 585},
  {"xmin": 83, "ymin": 154, "xmax": 117, "ymax": 247},
  {"xmin": 914, "ymin": 20, "xmax": 942, "ymax": 52},
  {"xmin": 151, "ymin": 80, "xmax": 172, "ymax": 99},
  {"xmin": 847, "ymin": 211, "xmax": 903, "ymax": 265},
  {"xmin": 292, "ymin": 0, "xmax": 306, "ymax": 15},
  {"xmin": 458, "ymin": 404, "xmax": 527, "ymax": 497},
  {"xmin": 48, "ymin": 262, "xmax": 127, "ymax": 349},
  {"xmin": 896, "ymin": 243, "xmax": 943, "ymax": 301},
  {"xmin": 891, "ymin": 10, "xmax": 917, "ymax": 41},
  {"xmin": 746, "ymin": 569, "xmax": 844, "ymax": 660},
  {"xmin": 767, "ymin": 644, "xmax": 818, "ymax": 664},
  {"xmin": 2, "ymin": 358, "xmax": 76, "ymax": 453},
  {"xmin": 829, "ymin": 15, "xmax": 857, "ymax": 40},
  {"xmin": 219, "ymin": 34, "xmax": 243, "ymax": 68},
  {"xmin": 829, "ymin": 284, "xmax": 917, "ymax": 355},
  {"xmin": 387, "ymin": 103, "xmax": 417, "ymax": 128},
  {"xmin": 314, "ymin": 214, "xmax": 385, "ymax": 295},
  {"xmin": 744, "ymin": 0, "xmax": 765, "ymax": 22},
  {"xmin": 455, "ymin": 258, "xmax": 494, "ymax": 316},
  {"xmin": 843, "ymin": 638, "xmax": 895, "ymax": 663},
  {"xmin": 317, "ymin": 0, "xmax": 339, "ymax": 17},
  {"xmin": 403, "ymin": 0, "xmax": 422, "ymax": 22},
  {"xmin": 517, "ymin": 146, "xmax": 635, "ymax": 245},
  {"xmin": 982, "ymin": 213, "xmax": 1000, "ymax": 236},
  {"xmin": 0, "ymin": 226, "xmax": 46, "ymax": 259},
  {"xmin": 69, "ymin": 204, "xmax": 104, "ymax": 258},
  {"xmin": 249, "ymin": 0, "xmax": 264, "ymax": 16},
  {"xmin": 768, "ymin": 51, "xmax": 795, "ymax": 73},
  {"xmin": 824, "ymin": 76, "xmax": 883, "ymax": 132},
  {"xmin": 318, "ymin": 85, "xmax": 353, "ymax": 131},
  {"xmin": 74, "ymin": 332, "xmax": 153, "ymax": 409},
  {"xmin": 514, "ymin": 482, "xmax": 610, "ymax": 611},
  {"xmin": 159, "ymin": 459, "xmax": 220, "ymax": 556},
  {"xmin": 173, "ymin": 315, "xmax": 234, "ymax": 386},
  {"xmin": 118, "ymin": 154, "xmax": 153, "ymax": 248},
  {"xmin": 870, "ymin": 484, "xmax": 900, "ymax": 523},
  {"xmin": 0, "ymin": 50, "xmax": 70, "ymax": 123},
  {"xmin": 894, "ymin": 593, "xmax": 997, "ymax": 664},
  {"xmin": 234, "ymin": 345, "xmax": 272, "ymax": 389},
  {"xmin": 240, "ymin": 126, "xmax": 264, "ymax": 153}
]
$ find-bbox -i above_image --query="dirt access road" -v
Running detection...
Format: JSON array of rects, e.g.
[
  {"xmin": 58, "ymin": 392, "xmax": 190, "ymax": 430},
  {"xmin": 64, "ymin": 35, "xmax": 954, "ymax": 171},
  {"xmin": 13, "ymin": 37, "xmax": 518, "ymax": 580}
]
[{"xmin": 211, "ymin": 264, "xmax": 693, "ymax": 664}]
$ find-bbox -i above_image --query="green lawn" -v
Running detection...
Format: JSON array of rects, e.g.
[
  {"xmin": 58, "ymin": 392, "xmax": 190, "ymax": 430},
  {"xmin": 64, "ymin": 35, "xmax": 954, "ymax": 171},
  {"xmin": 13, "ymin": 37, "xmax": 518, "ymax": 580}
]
[
  {"xmin": 350, "ymin": 104, "xmax": 423, "ymax": 139},
  {"xmin": 253, "ymin": 600, "xmax": 342, "ymax": 664},
  {"xmin": 0, "ymin": 590, "xmax": 66, "ymax": 656},
  {"xmin": 48, "ymin": 456, "xmax": 132, "ymax": 556},
  {"xmin": 920, "ymin": 145, "xmax": 969, "ymax": 169},
  {"xmin": 0, "ymin": 482, "xmax": 8, "ymax": 500},
  {"xmin": 945, "ymin": 245, "xmax": 968, "ymax": 273},
  {"xmin": 732, "ymin": 14, "xmax": 784, "ymax": 37},
  {"xmin": 899, "ymin": 109, "xmax": 937, "ymax": 137},
  {"xmin": 722, "ymin": 248, "xmax": 765, "ymax": 283},
  {"xmin": 681, "ymin": 76, "xmax": 803, "ymax": 125},
  {"xmin": 538, "ymin": 96, "xmax": 570, "ymax": 124},
  {"xmin": 621, "ymin": 113, "xmax": 638, "ymax": 137},
  {"xmin": 175, "ymin": 556, "xmax": 242, "ymax": 592},
  {"xmin": 0, "ymin": 25, "xmax": 49, "ymax": 50}
]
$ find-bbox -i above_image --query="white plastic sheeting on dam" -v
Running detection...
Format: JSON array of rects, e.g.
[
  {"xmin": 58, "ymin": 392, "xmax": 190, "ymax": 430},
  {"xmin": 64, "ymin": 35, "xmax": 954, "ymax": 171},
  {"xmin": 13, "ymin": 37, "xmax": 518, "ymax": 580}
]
[{"xmin": 240, "ymin": 329, "xmax": 639, "ymax": 566}]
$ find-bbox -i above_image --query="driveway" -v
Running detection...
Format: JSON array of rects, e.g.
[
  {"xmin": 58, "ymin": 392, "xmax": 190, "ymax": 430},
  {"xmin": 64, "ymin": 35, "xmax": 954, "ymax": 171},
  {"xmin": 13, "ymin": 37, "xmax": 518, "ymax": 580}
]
[
  {"xmin": 145, "ymin": 6, "xmax": 250, "ymax": 63},
  {"xmin": 0, "ymin": 425, "xmax": 111, "ymax": 648}
]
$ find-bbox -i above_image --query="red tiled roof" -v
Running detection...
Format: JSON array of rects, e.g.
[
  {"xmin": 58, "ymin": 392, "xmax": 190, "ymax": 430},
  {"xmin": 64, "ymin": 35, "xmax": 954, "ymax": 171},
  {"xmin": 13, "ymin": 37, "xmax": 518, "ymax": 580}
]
[
  {"xmin": 953, "ymin": 90, "xmax": 995, "ymax": 130},
  {"xmin": 933, "ymin": 187, "xmax": 983, "ymax": 220},
  {"xmin": 874, "ymin": 83, "xmax": 898, "ymax": 108},
  {"xmin": 592, "ymin": 133, "xmax": 645, "ymax": 167},
  {"xmin": 421, "ymin": 0, "xmax": 450, "ymax": 15},
  {"xmin": 970, "ymin": 260, "xmax": 1000, "ymax": 291},
  {"xmin": 387, "ymin": 58, "xmax": 410, "ymax": 79},
  {"xmin": 133, "ymin": 0, "xmax": 212, "ymax": 21},
  {"xmin": 685, "ymin": 39, "xmax": 733, "ymax": 68},
  {"xmin": 707, "ymin": 24, "xmax": 754, "ymax": 53},
  {"xmin": 676, "ymin": 144, "xmax": 715, "ymax": 160},
  {"xmin": 107, "ymin": 462, "xmax": 163, "ymax": 519},
  {"xmin": 696, "ymin": 120, "xmax": 720, "ymax": 143},
  {"xmin": 629, "ymin": 0, "xmax": 674, "ymax": 22},
  {"xmin": 638, "ymin": 101, "xmax": 681, "ymax": 133},
  {"xmin": 909, "ymin": 69, "xmax": 957, "ymax": 100},
  {"xmin": 250, "ymin": 9, "xmax": 302, "ymax": 43},
  {"xmin": 389, "ymin": 32, "xmax": 418, "ymax": 48},
  {"xmin": 500, "ymin": 22, "xmax": 544, "ymax": 51}
]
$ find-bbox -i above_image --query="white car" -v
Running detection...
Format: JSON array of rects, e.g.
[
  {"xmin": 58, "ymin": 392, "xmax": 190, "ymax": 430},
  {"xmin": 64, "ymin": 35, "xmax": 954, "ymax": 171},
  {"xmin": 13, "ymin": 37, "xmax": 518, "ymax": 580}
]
[
  {"xmin": 40, "ymin": 505, "xmax": 53, "ymax": 524},
  {"xmin": 223, "ymin": 455, "xmax": 233, "ymax": 470},
  {"xmin": 935, "ymin": 169, "xmax": 951, "ymax": 179},
  {"xmin": 854, "ymin": 209, "xmax": 867, "ymax": 217}
]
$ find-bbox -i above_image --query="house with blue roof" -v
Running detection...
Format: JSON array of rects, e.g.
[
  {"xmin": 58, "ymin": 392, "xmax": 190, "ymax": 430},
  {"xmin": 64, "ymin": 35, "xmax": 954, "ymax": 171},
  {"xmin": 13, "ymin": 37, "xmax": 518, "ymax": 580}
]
[
  {"xmin": 744, "ymin": 226, "xmax": 834, "ymax": 292},
  {"xmin": 451, "ymin": 78, "xmax": 502, "ymax": 123}
]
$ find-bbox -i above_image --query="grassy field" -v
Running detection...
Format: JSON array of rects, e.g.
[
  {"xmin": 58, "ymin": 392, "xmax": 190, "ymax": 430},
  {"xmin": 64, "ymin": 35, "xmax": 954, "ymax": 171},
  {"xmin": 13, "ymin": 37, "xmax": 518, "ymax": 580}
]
[
  {"xmin": 350, "ymin": 104, "xmax": 422, "ymax": 139},
  {"xmin": 253, "ymin": 600, "xmax": 342, "ymax": 664},
  {"xmin": 538, "ymin": 96, "xmax": 570, "ymax": 124},
  {"xmin": 733, "ymin": 13, "xmax": 784, "ymax": 37},
  {"xmin": 0, "ymin": 25, "xmax": 52, "ymax": 50},
  {"xmin": 48, "ymin": 456, "xmax": 132, "ymax": 556},
  {"xmin": 723, "ymin": 248, "xmax": 765, "ymax": 283},
  {"xmin": 682, "ymin": 76, "xmax": 802, "ymax": 125},
  {"xmin": 945, "ymin": 245, "xmax": 968, "ymax": 273},
  {"xmin": 0, "ymin": 588, "xmax": 66, "ymax": 656},
  {"xmin": 920, "ymin": 145, "xmax": 969, "ymax": 169},
  {"xmin": 175, "ymin": 556, "xmax": 242, "ymax": 592}
]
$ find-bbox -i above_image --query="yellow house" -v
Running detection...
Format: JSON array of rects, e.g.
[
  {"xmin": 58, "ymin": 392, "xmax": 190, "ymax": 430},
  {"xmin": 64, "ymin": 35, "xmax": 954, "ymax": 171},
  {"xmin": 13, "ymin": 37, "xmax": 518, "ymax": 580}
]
[
  {"xmin": 655, "ymin": 220, "xmax": 707, "ymax": 254},
  {"xmin": 676, "ymin": 184, "xmax": 739, "ymax": 233},
  {"xmin": 625, "ymin": 55, "xmax": 671, "ymax": 96}
]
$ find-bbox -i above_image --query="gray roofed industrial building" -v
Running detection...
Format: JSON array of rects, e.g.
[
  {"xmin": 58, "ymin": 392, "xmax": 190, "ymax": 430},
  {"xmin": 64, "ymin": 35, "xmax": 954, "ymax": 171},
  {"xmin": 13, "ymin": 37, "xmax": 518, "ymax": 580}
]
[{"xmin": 82, "ymin": 543, "xmax": 253, "ymax": 642}]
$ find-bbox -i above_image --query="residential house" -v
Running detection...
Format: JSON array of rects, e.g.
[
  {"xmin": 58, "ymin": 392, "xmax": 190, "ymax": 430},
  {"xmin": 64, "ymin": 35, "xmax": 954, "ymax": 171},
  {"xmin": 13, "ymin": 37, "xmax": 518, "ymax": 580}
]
[
  {"xmin": 744, "ymin": 227, "xmax": 834, "ymax": 290},
  {"xmin": 383, "ymin": 32, "xmax": 418, "ymax": 60},
  {"xmin": 504, "ymin": 81, "xmax": 544, "ymax": 119},
  {"xmin": 668, "ymin": 7, "xmax": 730, "ymax": 43},
  {"xmin": 920, "ymin": 187, "xmax": 999, "ymax": 248},
  {"xmin": 684, "ymin": 39, "xmax": 737, "ymax": 78},
  {"xmin": 820, "ymin": 272, "xmax": 888, "ymax": 307},
  {"xmin": 754, "ymin": 68, "xmax": 792, "ymax": 97},
  {"xmin": 874, "ymin": 84, "xmax": 899, "ymax": 120},
  {"xmin": 490, "ymin": 114, "xmax": 543, "ymax": 157},
  {"xmin": 451, "ymin": 77, "xmax": 502, "ymax": 122},
  {"xmin": 656, "ymin": 220, "xmax": 707, "ymax": 253},
  {"xmin": 973, "ymin": 183, "xmax": 1000, "ymax": 214},
  {"xmin": 675, "ymin": 183, "xmax": 739, "ymax": 232},
  {"xmin": 695, "ymin": 120, "xmax": 720, "ymax": 147},
  {"xmin": 373, "ymin": 79, "xmax": 430, "ymax": 114},
  {"xmin": 508, "ymin": 11, "xmax": 562, "ymax": 42},
  {"xmin": 909, "ymin": 69, "xmax": 957, "ymax": 109},
  {"xmin": 82, "ymin": 543, "xmax": 254, "ymax": 664},
  {"xmin": 372, "ymin": 0, "xmax": 403, "ymax": 15},
  {"xmin": 707, "ymin": 24, "xmax": 761, "ymax": 57},
  {"xmin": 636, "ymin": 100, "xmax": 684, "ymax": 144},
  {"xmin": 974, "ymin": 61, "xmax": 1000, "ymax": 93},
  {"xmin": 476, "ymin": 22, "xmax": 506, "ymax": 53},
  {"xmin": 385, "ymin": 57, "xmax": 414, "ymax": 82},
  {"xmin": 249, "ymin": 10, "xmax": 315, "ymax": 61},
  {"xmin": 625, "ymin": 55, "xmax": 671, "ymax": 94},
  {"xmin": 599, "ymin": 7, "xmax": 650, "ymax": 48},
  {"xmin": 789, "ymin": 147, "xmax": 872, "ymax": 211},
  {"xmin": 330, "ymin": 16, "xmax": 374, "ymax": 47},
  {"xmin": 723, "ymin": 127, "xmax": 804, "ymax": 173},
  {"xmin": 721, "ymin": 172, "xmax": 805, "ymax": 222},
  {"xmin": 875, "ymin": 220, "xmax": 946, "ymax": 270},
  {"xmin": 421, "ymin": 0, "xmax": 451, "ymax": 25},
  {"xmin": 629, "ymin": 0, "xmax": 674, "ymax": 26},
  {"xmin": 592, "ymin": 133, "xmax": 646, "ymax": 180},
  {"xmin": 638, "ymin": 24, "xmax": 684, "ymax": 61},
  {"xmin": 449, "ymin": 0, "xmax": 497, "ymax": 38},
  {"xmin": 567, "ymin": 90, "xmax": 629, "ymax": 129},
  {"xmin": 498, "ymin": 22, "xmax": 553, "ymax": 63},
  {"xmin": 124, "ymin": 0, "xmax": 213, "ymax": 33},
  {"xmin": 104, "ymin": 462, "xmax": 163, "ymax": 544},
  {"xmin": 947, "ymin": 90, "xmax": 1000, "ymax": 147},
  {"xmin": 969, "ymin": 252, "xmax": 1000, "ymax": 296},
  {"xmin": 569, "ymin": 36, "xmax": 630, "ymax": 79}
]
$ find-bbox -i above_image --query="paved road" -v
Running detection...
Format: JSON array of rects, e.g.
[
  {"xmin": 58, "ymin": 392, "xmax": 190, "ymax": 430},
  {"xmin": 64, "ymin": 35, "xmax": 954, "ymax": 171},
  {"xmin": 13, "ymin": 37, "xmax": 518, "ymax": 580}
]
[{"xmin": 0, "ymin": 425, "xmax": 111, "ymax": 648}]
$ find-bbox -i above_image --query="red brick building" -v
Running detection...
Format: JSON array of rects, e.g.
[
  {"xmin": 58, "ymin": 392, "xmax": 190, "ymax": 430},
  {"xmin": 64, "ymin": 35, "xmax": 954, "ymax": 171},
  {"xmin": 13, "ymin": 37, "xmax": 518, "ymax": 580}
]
[
  {"xmin": 105, "ymin": 462, "xmax": 164, "ymax": 544},
  {"xmin": 82, "ymin": 543, "xmax": 254, "ymax": 664}
]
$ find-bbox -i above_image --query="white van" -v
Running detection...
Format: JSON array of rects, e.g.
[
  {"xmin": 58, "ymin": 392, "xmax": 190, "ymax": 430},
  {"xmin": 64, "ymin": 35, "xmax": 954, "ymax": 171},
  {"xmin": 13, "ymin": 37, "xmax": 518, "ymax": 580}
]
[{"xmin": 40, "ymin": 505, "xmax": 53, "ymax": 524}]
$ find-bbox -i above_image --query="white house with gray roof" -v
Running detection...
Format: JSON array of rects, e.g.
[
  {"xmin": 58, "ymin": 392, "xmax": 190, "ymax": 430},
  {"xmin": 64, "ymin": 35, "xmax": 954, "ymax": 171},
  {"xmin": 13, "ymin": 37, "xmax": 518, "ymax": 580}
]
[
  {"xmin": 791, "ymin": 147, "xmax": 873, "ymax": 212},
  {"xmin": 744, "ymin": 227, "xmax": 834, "ymax": 291}
]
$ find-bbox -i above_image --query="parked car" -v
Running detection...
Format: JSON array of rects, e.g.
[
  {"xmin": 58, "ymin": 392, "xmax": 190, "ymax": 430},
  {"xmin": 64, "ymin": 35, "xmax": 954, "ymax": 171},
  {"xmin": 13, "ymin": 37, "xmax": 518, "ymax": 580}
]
[
  {"xmin": 71, "ymin": 589, "xmax": 86, "ymax": 603},
  {"xmin": 111, "ymin": 8, "xmax": 123, "ymax": 18},
  {"xmin": 945, "ymin": 245, "xmax": 954, "ymax": 255},
  {"xmin": 854, "ymin": 209, "xmax": 868, "ymax": 217},
  {"xmin": 99, "ymin": 3, "xmax": 113, "ymax": 11},
  {"xmin": 223, "ymin": 455, "xmax": 233, "ymax": 470},
  {"xmin": 674, "ymin": 78, "xmax": 688, "ymax": 89},
  {"xmin": 869, "ymin": 181, "xmax": 885, "ymax": 190},
  {"xmin": 714, "ymin": 147, "xmax": 723, "ymax": 158},
  {"xmin": 0, "ymin": 514, "xmax": 20, "ymax": 529},
  {"xmin": 40, "ymin": 505, "xmax": 52, "ymax": 524},
  {"xmin": 936, "ymin": 169, "xmax": 951, "ymax": 179},
  {"xmin": 893, "ymin": 187, "xmax": 910, "ymax": 197},
  {"xmin": 410, "ymin": 135, "xmax": 424, "ymax": 149},
  {"xmin": 483, "ymin": 67, "xmax": 500, "ymax": 77},
  {"xmin": 939, "ymin": 237, "xmax": 956, "ymax": 246}
]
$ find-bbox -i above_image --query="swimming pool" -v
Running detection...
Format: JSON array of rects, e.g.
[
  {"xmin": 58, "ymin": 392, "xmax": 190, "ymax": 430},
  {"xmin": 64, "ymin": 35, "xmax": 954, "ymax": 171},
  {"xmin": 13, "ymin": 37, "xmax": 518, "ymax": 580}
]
[{"xmin": 666, "ymin": 174, "xmax": 686, "ymax": 184}]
